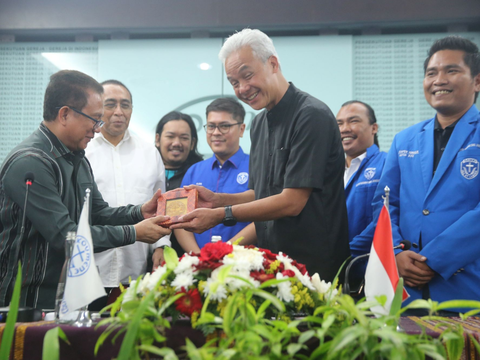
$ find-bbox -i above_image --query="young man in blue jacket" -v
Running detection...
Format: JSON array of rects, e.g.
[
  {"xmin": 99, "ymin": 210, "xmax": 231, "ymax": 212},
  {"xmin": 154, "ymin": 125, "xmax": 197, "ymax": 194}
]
[
  {"xmin": 336, "ymin": 101, "xmax": 387, "ymax": 257},
  {"xmin": 354, "ymin": 36, "xmax": 480, "ymax": 308}
]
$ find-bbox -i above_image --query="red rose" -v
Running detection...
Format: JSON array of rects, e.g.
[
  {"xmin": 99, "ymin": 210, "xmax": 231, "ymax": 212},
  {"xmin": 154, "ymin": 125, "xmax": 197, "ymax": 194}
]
[
  {"xmin": 281, "ymin": 270, "xmax": 296, "ymax": 278},
  {"xmin": 259, "ymin": 248, "xmax": 277, "ymax": 261},
  {"xmin": 199, "ymin": 242, "xmax": 233, "ymax": 262},
  {"xmin": 175, "ymin": 288, "xmax": 203, "ymax": 317},
  {"xmin": 291, "ymin": 260, "xmax": 308, "ymax": 276},
  {"xmin": 194, "ymin": 261, "xmax": 223, "ymax": 272},
  {"xmin": 250, "ymin": 270, "xmax": 275, "ymax": 283},
  {"xmin": 263, "ymin": 258, "xmax": 274, "ymax": 270}
]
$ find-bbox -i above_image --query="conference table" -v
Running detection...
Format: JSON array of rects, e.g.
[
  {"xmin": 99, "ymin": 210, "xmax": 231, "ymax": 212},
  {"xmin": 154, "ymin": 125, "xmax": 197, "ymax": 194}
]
[{"xmin": 1, "ymin": 317, "xmax": 479, "ymax": 359}]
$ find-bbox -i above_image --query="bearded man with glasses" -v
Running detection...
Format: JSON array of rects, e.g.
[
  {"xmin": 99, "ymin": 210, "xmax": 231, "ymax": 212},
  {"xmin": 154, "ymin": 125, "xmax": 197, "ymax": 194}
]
[
  {"xmin": 0, "ymin": 70, "xmax": 171, "ymax": 310},
  {"xmin": 174, "ymin": 97, "xmax": 251, "ymax": 250}
]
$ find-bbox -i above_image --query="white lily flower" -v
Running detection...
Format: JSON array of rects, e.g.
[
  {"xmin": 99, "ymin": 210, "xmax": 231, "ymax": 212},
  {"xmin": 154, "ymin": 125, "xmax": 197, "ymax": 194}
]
[
  {"xmin": 122, "ymin": 280, "xmax": 137, "ymax": 303},
  {"xmin": 311, "ymin": 273, "xmax": 338, "ymax": 299}
]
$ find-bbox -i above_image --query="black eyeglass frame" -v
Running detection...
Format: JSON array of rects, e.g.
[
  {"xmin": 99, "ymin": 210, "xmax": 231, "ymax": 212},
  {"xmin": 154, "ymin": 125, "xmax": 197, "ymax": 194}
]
[
  {"xmin": 56, "ymin": 106, "xmax": 104, "ymax": 129},
  {"xmin": 203, "ymin": 122, "xmax": 243, "ymax": 134}
]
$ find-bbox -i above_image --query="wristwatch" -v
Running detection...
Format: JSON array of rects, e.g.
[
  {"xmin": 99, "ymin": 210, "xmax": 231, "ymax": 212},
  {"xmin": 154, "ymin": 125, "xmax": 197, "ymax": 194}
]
[{"xmin": 222, "ymin": 205, "xmax": 237, "ymax": 227}]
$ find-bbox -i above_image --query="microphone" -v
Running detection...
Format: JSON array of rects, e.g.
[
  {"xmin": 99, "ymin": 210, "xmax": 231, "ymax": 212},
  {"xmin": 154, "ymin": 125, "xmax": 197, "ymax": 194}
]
[
  {"xmin": 395, "ymin": 240, "xmax": 412, "ymax": 251},
  {"xmin": 24, "ymin": 172, "xmax": 34, "ymax": 186},
  {"xmin": 343, "ymin": 240, "xmax": 412, "ymax": 295},
  {"xmin": 20, "ymin": 172, "xmax": 35, "ymax": 236}
]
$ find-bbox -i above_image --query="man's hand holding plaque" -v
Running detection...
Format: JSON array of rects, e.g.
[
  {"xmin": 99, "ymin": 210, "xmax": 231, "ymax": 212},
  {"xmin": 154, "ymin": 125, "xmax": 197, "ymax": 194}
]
[
  {"xmin": 170, "ymin": 207, "xmax": 225, "ymax": 233},
  {"xmin": 182, "ymin": 185, "xmax": 220, "ymax": 208},
  {"xmin": 157, "ymin": 188, "xmax": 199, "ymax": 227}
]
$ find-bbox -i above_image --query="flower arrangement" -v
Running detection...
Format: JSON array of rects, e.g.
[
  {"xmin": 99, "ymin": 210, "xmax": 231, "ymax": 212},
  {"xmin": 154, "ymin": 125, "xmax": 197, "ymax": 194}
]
[
  {"xmin": 92, "ymin": 243, "xmax": 480, "ymax": 360},
  {"xmin": 122, "ymin": 242, "xmax": 337, "ymax": 327}
]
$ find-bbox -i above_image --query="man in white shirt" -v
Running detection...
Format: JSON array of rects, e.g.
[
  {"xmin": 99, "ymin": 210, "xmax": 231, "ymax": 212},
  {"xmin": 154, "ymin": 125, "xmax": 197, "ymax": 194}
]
[{"xmin": 85, "ymin": 80, "xmax": 169, "ymax": 309}]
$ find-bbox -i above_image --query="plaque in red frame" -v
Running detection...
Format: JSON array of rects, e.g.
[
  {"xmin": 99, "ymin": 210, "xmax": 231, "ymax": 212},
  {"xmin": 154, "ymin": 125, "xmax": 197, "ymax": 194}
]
[{"xmin": 157, "ymin": 188, "xmax": 198, "ymax": 227}]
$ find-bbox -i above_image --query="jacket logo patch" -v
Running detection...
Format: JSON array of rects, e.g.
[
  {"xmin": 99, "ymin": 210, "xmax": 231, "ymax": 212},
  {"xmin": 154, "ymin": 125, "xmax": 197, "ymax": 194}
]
[
  {"xmin": 237, "ymin": 172, "xmax": 249, "ymax": 185},
  {"xmin": 398, "ymin": 150, "xmax": 419, "ymax": 158},
  {"xmin": 364, "ymin": 167, "xmax": 376, "ymax": 180},
  {"xmin": 460, "ymin": 158, "xmax": 479, "ymax": 180}
]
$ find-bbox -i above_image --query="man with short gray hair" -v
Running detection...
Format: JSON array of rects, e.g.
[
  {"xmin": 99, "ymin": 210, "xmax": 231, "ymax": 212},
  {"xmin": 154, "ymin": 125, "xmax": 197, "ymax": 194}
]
[{"xmin": 173, "ymin": 29, "xmax": 350, "ymax": 282}]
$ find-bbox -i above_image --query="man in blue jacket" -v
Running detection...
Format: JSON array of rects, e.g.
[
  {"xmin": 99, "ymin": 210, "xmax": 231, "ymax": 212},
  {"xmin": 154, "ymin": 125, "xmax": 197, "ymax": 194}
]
[
  {"xmin": 355, "ymin": 36, "xmax": 480, "ymax": 307},
  {"xmin": 336, "ymin": 101, "xmax": 387, "ymax": 257}
]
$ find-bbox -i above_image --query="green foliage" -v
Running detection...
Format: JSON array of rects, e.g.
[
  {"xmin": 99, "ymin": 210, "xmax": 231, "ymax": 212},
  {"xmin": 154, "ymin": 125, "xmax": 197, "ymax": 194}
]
[
  {"xmin": 0, "ymin": 262, "xmax": 22, "ymax": 360},
  {"xmin": 389, "ymin": 278, "xmax": 404, "ymax": 316},
  {"xmin": 93, "ymin": 259, "xmax": 480, "ymax": 360},
  {"xmin": 164, "ymin": 245, "xmax": 179, "ymax": 271},
  {"xmin": 42, "ymin": 327, "xmax": 70, "ymax": 360},
  {"xmin": 166, "ymin": 276, "xmax": 479, "ymax": 360},
  {"xmin": 95, "ymin": 263, "xmax": 180, "ymax": 359}
]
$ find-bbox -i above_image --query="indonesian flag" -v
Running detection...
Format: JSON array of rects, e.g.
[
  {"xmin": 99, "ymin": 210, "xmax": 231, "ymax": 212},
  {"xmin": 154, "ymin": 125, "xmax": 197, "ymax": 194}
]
[{"xmin": 364, "ymin": 204, "xmax": 409, "ymax": 316}]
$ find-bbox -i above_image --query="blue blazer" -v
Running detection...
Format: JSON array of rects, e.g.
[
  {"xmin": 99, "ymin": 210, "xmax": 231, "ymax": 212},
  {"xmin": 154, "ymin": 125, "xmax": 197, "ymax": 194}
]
[
  {"xmin": 358, "ymin": 105, "xmax": 480, "ymax": 306},
  {"xmin": 346, "ymin": 144, "xmax": 387, "ymax": 256}
]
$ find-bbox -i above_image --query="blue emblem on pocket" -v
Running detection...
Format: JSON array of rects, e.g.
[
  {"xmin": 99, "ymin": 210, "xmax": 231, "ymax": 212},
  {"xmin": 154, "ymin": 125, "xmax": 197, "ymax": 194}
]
[
  {"xmin": 237, "ymin": 172, "xmax": 249, "ymax": 185},
  {"xmin": 460, "ymin": 158, "xmax": 479, "ymax": 180},
  {"xmin": 364, "ymin": 167, "xmax": 376, "ymax": 180},
  {"xmin": 68, "ymin": 235, "xmax": 92, "ymax": 277}
]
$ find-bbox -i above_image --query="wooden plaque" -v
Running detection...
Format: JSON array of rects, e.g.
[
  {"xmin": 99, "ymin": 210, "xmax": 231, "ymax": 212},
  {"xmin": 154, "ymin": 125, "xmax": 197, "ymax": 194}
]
[{"xmin": 157, "ymin": 188, "xmax": 198, "ymax": 227}]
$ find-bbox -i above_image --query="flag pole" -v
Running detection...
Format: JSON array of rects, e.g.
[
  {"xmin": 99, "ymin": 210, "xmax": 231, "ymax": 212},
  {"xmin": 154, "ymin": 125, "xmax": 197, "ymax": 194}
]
[
  {"xmin": 382, "ymin": 186, "xmax": 390, "ymax": 212},
  {"xmin": 84, "ymin": 188, "xmax": 91, "ymax": 204}
]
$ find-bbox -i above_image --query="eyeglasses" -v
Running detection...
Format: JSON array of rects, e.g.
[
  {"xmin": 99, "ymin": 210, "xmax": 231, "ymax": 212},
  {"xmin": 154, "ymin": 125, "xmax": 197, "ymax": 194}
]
[
  {"xmin": 56, "ymin": 106, "xmax": 104, "ymax": 129},
  {"xmin": 203, "ymin": 122, "xmax": 242, "ymax": 134},
  {"xmin": 104, "ymin": 102, "xmax": 133, "ymax": 111}
]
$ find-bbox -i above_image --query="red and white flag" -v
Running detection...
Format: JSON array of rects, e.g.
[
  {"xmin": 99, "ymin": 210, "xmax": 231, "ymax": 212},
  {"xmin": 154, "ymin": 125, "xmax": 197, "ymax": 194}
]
[{"xmin": 364, "ymin": 204, "xmax": 408, "ymax": 316}]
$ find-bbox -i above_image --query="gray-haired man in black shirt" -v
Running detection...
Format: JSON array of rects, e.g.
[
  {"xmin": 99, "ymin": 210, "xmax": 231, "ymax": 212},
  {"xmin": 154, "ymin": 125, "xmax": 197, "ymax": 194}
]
[{"xmin": 172, "ymin": 29, "xmax": 349, "ymax": 282}]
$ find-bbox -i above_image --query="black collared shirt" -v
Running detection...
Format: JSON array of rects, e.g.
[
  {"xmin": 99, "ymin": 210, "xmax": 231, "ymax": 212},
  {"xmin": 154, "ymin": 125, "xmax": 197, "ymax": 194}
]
[
  {"xmin": 433, "ymin": 117, "xmax": 460, "ymax": 175},
  {"xmin": 249, "ymin": 83, "xmax": 350, "ymax": 282}
]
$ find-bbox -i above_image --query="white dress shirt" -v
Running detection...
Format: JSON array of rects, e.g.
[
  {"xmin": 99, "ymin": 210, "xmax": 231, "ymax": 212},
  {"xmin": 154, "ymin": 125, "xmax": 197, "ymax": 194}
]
[
  {"xmin": 85, "ymin": 130, "xmax": 170, "ymax": 286},
  {"xmin": 344, "ymin": 152, "xmax": 367, "ymax": 187}
]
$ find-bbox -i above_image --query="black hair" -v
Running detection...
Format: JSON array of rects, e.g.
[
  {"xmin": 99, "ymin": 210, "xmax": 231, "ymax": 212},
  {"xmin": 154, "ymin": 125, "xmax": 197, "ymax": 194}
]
[
  {"xmin": 206, "ymin": 97, "xmax": 246, "ymax": 123},
  {"xmin": 340, "ymin": 100, "xmax": 379, "ymax": 148},
  {"xmin": 43, "ymin": 70, "xmax": 103, "ymax": 121},
  {"xmin": 424, "ymin": 35, "xmax": 480, "ymax": 103},
  {"xmin": 100, "ymin": 79, "xmax": 133, "ymax": 104},
  {"xmin": 155, "ymin": 111, "xmax": 203, "ymax": 164}
]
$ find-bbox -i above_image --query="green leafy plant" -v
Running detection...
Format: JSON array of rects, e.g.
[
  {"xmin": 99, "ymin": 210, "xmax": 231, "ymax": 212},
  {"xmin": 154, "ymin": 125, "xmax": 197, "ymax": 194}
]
[
  {"xmin": 42, "ymin": 326, "xmax": 70, "ymax": 360},
  {"xmin": 179, "ymin": 275, "xmax": 480, "ymax": 359},
  {"xmin": 0, "ymin": 262, "xmax": 22, "ymax": 360},
  {"xmin": 95, "ymin": 247, "xmax": 184, "ymax": 359},
  {"xmin": 94, "ymin": 244, "xmax": 480, "ymax": 360}
]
